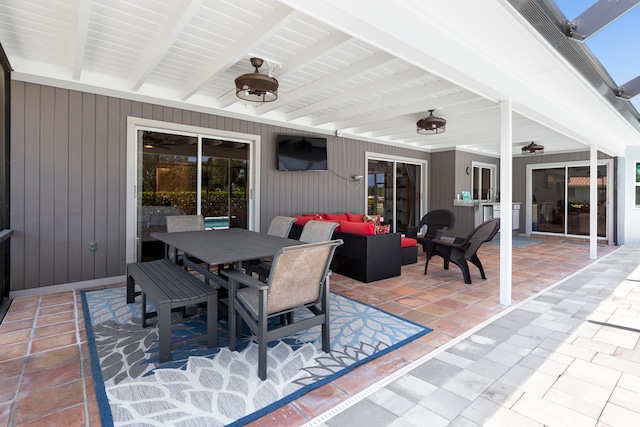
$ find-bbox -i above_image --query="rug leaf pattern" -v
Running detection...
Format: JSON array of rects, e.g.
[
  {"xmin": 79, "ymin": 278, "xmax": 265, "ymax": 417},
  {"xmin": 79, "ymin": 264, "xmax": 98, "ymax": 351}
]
[{"xmin": 83, "ymin": 286, "xmax": 430, "ymax": 426}]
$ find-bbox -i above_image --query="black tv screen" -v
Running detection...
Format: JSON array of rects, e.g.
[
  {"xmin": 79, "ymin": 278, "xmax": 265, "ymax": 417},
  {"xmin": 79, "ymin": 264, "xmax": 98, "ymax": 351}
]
[{"xmin": 277, "ymin": 135, "xmax": 328, "ymax": 171}]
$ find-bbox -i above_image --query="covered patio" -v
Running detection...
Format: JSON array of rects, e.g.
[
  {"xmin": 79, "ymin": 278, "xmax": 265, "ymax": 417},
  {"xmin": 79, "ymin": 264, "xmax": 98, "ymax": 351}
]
[
  {"xmin": 1, "ymin": 0, "xmax": 640, "ymax": 425},
  {"xmin": 0, "ymin": 237, "xmax": 626, "ymax": 426}
]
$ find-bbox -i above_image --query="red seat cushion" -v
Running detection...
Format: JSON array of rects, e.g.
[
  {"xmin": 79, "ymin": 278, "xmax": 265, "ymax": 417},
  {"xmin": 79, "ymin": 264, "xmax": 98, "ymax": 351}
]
[
  {"xmin": 339, "ymin": 220, "xmax": 374, "ymax": 235},
  {"xmin": 401, "ymin": 237, "xmax": 417, "ymax": 248}
]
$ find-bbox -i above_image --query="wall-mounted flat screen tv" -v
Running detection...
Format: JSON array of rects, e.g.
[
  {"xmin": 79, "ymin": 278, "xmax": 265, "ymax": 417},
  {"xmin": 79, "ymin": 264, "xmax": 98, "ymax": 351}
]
[{"xmin": 277, "ymin": 135, "xmax": 328, "ymax": 171}]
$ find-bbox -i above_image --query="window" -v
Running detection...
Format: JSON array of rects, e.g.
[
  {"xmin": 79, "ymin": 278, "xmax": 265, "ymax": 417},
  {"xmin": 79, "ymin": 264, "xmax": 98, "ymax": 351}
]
[
  {"xmin": 471, "ymin": 162, "xmax": 497, "ymax": 201},
  {"xmin": 636, "ymin": 162, "xmax": 640, "ymax": 208}
]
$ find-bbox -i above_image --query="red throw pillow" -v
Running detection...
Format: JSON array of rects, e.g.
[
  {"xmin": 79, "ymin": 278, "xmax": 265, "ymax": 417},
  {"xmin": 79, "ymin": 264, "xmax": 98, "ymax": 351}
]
[
  {"xmin": 324, "ymin": 213, "xmax": 348, "ymax": 222},
  {"xmin": 346, "ymin": 212, "xmax": 365, "ymax": 222},
  {"xmin": 339, "ymin": 220, "xmax": 374, "ymax": 235},
  {"xmin": 375, "ymin": 224, "xmax": 391, "ymax": 235},
  {"xmin": 401, "ymin": 237, "xmax": 417, "ymax": 248}
]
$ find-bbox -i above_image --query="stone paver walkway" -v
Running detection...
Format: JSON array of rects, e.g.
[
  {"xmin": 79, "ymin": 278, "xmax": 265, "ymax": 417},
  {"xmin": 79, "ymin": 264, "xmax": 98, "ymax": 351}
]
[{"xmin": 311, "ymin": 246, "xmax": 640, "ymax": 427}]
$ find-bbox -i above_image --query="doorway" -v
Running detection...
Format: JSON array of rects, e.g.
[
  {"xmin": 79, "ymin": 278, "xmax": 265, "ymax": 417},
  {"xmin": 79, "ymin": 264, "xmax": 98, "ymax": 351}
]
[
  {"xmin": 366, "ymin": 155, "xmax": 426, "ymax": 234},
  {"xmin": 528, "ymin": 160, "xmax": 612, "ymax": 241},
  {"xmin": 126, "ymin": 118, "xmax": 260, "ymax": 263}
]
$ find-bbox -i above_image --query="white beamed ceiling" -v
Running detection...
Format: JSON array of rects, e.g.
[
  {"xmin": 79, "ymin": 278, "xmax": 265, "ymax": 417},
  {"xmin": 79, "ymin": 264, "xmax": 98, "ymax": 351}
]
[{"xmin": 1, "ymin": 0, "xmax": 639, "ymax": 156}]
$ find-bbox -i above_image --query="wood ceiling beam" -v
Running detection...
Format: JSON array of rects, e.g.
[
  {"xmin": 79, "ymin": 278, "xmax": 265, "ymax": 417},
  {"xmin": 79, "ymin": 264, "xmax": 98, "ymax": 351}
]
[{"xmin": 131, "ymin": 0, "xmax": 204, "ymax": 92}]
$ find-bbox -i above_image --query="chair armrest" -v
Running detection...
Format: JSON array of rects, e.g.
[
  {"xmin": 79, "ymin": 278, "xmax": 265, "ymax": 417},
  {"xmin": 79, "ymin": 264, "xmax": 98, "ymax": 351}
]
[
  {"xmin": 405, "ymin": 226, "xmax": 419, "ymax": 238},
  {"xmin": 224, "ymin": 269, "xmax": 268, "ymax": 290},
  {"xmin": 431, "ymin": 238, "xmax": 465, "ymax": 250}
]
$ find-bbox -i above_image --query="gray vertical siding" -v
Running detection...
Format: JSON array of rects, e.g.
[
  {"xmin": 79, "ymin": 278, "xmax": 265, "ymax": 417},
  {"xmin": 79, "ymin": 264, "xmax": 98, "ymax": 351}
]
[
  {"xmin": 10, "ymin": 80, "xmax": 614, "ymax": 290},
  {"xmin": 10, "ymin": 81, "xmax": 429, "ymax": 290}
]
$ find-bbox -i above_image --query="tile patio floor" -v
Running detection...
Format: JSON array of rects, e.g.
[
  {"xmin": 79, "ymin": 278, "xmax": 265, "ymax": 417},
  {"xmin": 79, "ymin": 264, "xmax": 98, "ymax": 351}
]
[{"xmin": 0, "ymin": 236, "xmax": 636, "ymax": 426}]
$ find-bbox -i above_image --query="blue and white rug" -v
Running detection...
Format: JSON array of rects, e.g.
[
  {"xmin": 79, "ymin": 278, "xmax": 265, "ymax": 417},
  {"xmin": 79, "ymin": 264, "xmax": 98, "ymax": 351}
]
[{"xmin": 82, "ymin": 286, "xmax": 431, "ymax": 426}]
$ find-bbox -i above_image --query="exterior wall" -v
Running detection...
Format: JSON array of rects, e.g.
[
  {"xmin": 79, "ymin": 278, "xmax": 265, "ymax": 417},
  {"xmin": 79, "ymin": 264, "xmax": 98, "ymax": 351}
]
[
  {"xmin": 621, "ymin": 146, "xmax": 640, "ymax": 245},
  {"xmin": 10, "ymin": 81, "xmax": 429, "ymax": 290}
]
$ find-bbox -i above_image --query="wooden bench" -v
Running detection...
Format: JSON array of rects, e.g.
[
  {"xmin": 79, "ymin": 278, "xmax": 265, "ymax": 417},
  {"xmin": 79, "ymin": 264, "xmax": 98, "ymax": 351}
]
[{"xmin": 126, "ymin": 259, "xmax": 218, "ymax": 363}]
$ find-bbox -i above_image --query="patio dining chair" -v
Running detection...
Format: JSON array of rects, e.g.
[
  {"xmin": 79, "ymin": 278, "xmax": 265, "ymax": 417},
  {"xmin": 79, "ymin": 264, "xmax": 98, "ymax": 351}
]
[
  {"xmin": 226, "ymin": 239, "xmax": 343, "ymax": 380},
  {"xmin": 406, "ymin": 209, "xmax": 455, "ymax": 257},
  {"xmin": 165, "ymin": 215, "xmax": 205, "ymax": 265},
  {"xmin": 299, "ymin": 219, "xmax": 339, "ymax": 243},
  {"xmin": 245, "ymin": 216, "xmax": 298, "ymax": 278},
  {"xmin": 425, "ymin": 218, "xmax": 500, "ymax": 284}
]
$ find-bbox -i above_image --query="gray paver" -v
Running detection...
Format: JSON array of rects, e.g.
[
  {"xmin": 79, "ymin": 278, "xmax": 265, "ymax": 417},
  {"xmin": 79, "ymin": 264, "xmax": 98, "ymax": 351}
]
[{"xmin": 314, "ymin": 247, "xmax": 640, "ymax": 427}]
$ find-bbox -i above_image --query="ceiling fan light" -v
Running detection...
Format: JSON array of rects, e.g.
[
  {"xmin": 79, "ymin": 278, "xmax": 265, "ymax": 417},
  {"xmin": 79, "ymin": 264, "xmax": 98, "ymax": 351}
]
[
  {"xmin": 521, "ymin": 141, "xmax": 545, "ymax": 154},
  {"xmin": 417, "ymin": 109, "xmax": 446, "ymax": 135},
  {"xmin": 235, "ymin": 57, "xmax": 278, "ymax": 102}
]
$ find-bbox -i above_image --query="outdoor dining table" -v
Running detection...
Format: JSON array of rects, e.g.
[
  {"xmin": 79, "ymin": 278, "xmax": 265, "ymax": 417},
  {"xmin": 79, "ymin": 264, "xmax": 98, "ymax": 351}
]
[{"xmin": 151, "ymin": 227, "xmax": 302, "ymax": 288}]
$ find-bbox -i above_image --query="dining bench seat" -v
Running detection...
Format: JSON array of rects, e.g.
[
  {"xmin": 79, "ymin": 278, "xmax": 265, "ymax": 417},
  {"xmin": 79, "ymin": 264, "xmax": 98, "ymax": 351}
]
[{"xmin": 126, "ymin": 259, "xmax": 218, "ymax": 363}]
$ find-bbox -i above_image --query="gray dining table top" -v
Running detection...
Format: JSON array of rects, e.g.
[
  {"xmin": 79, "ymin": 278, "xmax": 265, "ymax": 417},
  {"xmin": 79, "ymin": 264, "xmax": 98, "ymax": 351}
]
[{"xmin": 151, "ymin": 228, "xmax": 302, "ymax": 266}]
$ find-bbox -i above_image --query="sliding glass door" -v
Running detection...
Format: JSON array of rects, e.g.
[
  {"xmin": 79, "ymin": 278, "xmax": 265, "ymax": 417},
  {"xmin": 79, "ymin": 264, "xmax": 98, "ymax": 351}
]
[
  {"xmin": 138, "ymin": 131, "xmax": 248, "ymax": 261},
  {"xmin": 367, "ymin": 157, "xmax": 424, "ymax": 234},
  {"xmin": 529, "ymin": 161, "xmax": 610, "ymax": 239}
]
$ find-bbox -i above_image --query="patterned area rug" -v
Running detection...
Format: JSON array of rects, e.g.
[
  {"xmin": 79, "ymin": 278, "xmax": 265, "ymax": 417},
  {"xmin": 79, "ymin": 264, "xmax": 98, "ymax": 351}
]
[{"xmin": 82, "ymin": 286, "xmax": 431, "ymax": 426}]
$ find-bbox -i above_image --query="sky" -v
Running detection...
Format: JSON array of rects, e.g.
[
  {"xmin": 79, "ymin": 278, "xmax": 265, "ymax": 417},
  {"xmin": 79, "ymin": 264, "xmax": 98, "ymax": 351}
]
[{"xmin": 554, "ymin": 0, "xmax": 640, "ymax": 111}]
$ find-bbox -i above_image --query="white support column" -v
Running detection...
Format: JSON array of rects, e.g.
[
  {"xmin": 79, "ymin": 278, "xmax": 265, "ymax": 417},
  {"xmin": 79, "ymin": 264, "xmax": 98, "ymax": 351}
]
[
  {"xmin": 500, "ymin": 100, "xmax": 513, "ymax": 306},
  {"xmin": 590, "ymin": 144, "xmax": 597, "ymax": 259}
]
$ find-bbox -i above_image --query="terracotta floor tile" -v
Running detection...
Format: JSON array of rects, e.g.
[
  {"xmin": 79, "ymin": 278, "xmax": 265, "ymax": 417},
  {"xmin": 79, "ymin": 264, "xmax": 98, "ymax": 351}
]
[
  {"xmin": 38, "ymin": 303, "xmax": 75, "ymax": 317},
  {"xmin": 84, "ymin": 375, "xmax": 96, "ymax": 402},
  {"xmin": 19, "ymin": 360, "xmax": 82, "ymax": 396},
  {"xmin": 0, "ymin": 319, "xmax": 34, "ymax": 334},
  {"xmin": 0, "ymin": 342, "xmax": 28, "ymax": 363},
  {"xmin": 86, "ymin": 399, "xmax": 101, "ymax": 427},
  {"xmin": 30, "ymin": 332, "xmax": 77, "ymax": 354},
  {"xmin": 436, "ymin": 297, "xmax": 469, "ymax": 311},
  {"xmin": 396, "ymin": 296, "xmax": 428, "ymax": 309},
  {"xmin": 8, "ymin": 296, "xmax": 40, "ymax": 309},
  {"xmin": 417, "ymin": 303, "xmax": 456, "ymax": 318},
  {"xmin": 0, "ymin": 401, "xmax": 11, "ymax": 427},
  {"xmin": 427, "ymin": 319, "xmax": 469, "ymax": 338},
  {"xmin": 294, "ymin": 383, "xmax": 350, "ymax": 418},
  {"xmin": 24, "ymin": 346, "xmax": 81, "ymax": 373},
  {"xmin": 11, "ymin": 380, "xmax": 84, "ymax": 425},
  {"xmin": 448, "ymin": 293, "xmax": 480, "ymax": 305},
  {"xmin": 367, "ymin": 350, "xmax": 412, "ymax": 376},
  {"xmin": 417, "ymin": 330, "xmax": 451, "ymax": 347},
  {"xmin": 0, "ymin": 329, "xmax": 31, "ymax": 347},
  {"xmin": 391, "ymin": 285, "xmax": 420, "ymax": 296},
  {"xmin": 332, "ymin": 364, "xmax": 382, "ymax": 395},
  {"xmin": 377, "ymin": 301, "xmax": 410, "ymax": 316},
  {"xmin": 425, "ymin": 286, "xmax": 460, "ymax": 298},
  {"xmin": 35, "ymin": 312, "xmax": 75, "ymax": 327},
  {"xmin": 400, "ymin": 310, "xmax": 439, "ymax": 325},
  {"xmin": 2, "ymin": 309, "xmax": 37, "ymax": 323},
  {"xmin": 33, "ymin": 321, "xmax": 76, "ymax": 339},
  {"xmin": 0, "ymin": 358, "xmax": 23, "ymax": 379},
  {"xmin": 246, "ymin": 404, "xmax": 307, "ymax": 427},
  {"xmin": 39, "ymin": 292, "xmax": 75, "ymax": 307},
  {"xmin": 0, "ymin": 375, "xmax": 19, "ymax": 404},
  {"xmin": 14, "ymin": 403, "xmax": 86, "ymax": 427}
]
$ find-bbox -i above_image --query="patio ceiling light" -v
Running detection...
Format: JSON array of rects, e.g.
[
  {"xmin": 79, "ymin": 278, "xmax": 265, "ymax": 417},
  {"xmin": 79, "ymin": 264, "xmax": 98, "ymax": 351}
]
[
  {"xmin": 235, "ymin": 57, "xmax": 278, "ymax": 103},
  {"xmin": 522, "ymin": 141, "xmax": 545, "ymax": 154},
  {"xmin": 416, "ymin": 109, "xmax": 446, "ymax": 135}
]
